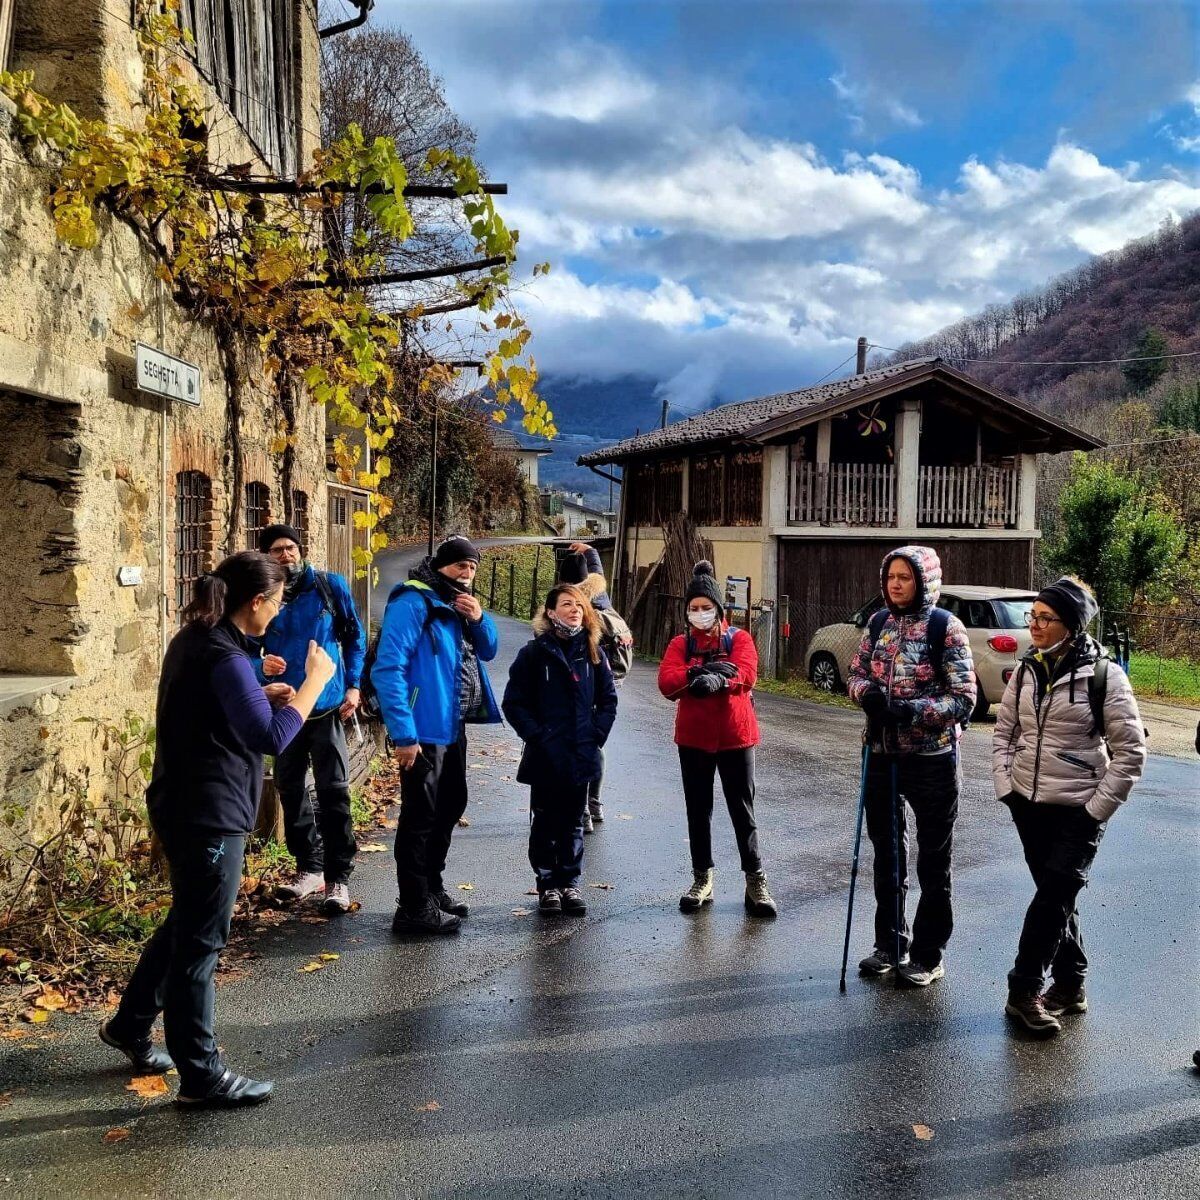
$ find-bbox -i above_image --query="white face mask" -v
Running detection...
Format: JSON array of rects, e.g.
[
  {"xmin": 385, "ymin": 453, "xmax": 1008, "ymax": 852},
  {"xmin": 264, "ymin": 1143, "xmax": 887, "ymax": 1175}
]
[{"xmin": 687, "ymin": 609, "xmax": 718, "ymax": 631}]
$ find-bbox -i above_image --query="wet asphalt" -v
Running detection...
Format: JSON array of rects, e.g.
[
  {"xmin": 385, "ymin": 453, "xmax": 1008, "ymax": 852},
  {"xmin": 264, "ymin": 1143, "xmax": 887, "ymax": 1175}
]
[{"xmin": 1, "ymin": 613, "xmax": 1198, "ymax": 1198}]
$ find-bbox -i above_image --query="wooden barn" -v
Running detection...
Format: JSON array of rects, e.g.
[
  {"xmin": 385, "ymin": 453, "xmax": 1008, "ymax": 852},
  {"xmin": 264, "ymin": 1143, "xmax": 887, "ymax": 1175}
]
[{"xmin": 577, "ymin": 355, "xmax": 1102, "ymax": 670}]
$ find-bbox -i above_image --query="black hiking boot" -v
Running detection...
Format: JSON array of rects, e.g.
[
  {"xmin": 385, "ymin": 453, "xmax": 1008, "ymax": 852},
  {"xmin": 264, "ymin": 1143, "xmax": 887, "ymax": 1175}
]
[
  {"xmin": 99, "ymin": 1021, "xmax": 173, "ymax": 1073},
  {"xmin": 1005, "ymin": 991, "xmax": 1061, "ymax": 1036},
  {"xmin": 391, "ymin": 897, "xmax": 461, "ymax": 936},
  {"xmin": 539, "ymin": 888, "xmax": 562, "ymax": 915},
  {"xmin": 560, "ymin": 887, "xmax": 587, "ymax": 915},
  {"xmin": 1041, "ymin": 982, "xmax": 1087, "ymax": 1016},
  {"xmin": 434, "ymin": 889, "xmax": 470, "ymax": 918}
]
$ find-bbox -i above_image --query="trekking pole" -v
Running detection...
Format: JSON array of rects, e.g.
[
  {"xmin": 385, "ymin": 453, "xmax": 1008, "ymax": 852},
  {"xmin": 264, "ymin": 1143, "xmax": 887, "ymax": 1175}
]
[
  {"xmin": 891, "ymin": 758, "xmax": 902, "ymax": 990},
  {"xmin": 839, "ymin": 742, "xmax": 871, "ymax": 993}
]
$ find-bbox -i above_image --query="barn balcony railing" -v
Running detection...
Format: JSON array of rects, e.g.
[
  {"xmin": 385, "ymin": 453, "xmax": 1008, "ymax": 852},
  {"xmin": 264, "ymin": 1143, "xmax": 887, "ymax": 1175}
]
[
  {"xmin": 788, "ymin": 462, "xmax": 896, "ymax": 526},
  {"xmin": 917, "ymin": 464, "xmax": 1018, "ymax": 528},
  {"xmin": 788, "ymin": 461, "xmax": 1019, "ymax": 528}
]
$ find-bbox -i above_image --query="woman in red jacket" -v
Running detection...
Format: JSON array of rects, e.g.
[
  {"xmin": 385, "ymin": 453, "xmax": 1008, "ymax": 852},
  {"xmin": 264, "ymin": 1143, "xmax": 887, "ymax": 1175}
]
[{"xmin": 658, "ymin": 561, "xmax": 777, "ymax": 918}]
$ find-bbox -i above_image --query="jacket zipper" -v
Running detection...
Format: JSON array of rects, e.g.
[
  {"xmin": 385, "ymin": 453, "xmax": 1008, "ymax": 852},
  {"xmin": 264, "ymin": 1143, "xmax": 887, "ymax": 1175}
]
[
  {"xmin": 1055, "ymin": 750, "xmax": 1097, "ymax": 776},
  {"xmin": 1030, "ymin": 682, "xmax": 1055, "ymax": 800}
]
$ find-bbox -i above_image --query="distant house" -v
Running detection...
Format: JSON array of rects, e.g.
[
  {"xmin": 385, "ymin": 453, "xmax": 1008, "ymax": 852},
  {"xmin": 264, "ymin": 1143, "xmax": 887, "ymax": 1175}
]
[
  {"xmin": 578, "ymin": 357, "xmax": 1102, "ymax": 668},
  {"xmin": 541, "ymin": 489, "xmax": 617, "ymax": 537},
  {"xmin": 490, "ymin": 426, "xmax": 552, "ymax": 487}
]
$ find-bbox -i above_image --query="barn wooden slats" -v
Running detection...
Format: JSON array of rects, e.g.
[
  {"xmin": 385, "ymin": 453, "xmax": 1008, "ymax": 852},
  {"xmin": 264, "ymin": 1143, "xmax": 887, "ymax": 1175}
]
[
  {"xmin": 787, "ymin": 460, "xmax": 1017, "ymax": 528},
  {"xmin": 182, "ymin": 0, "xmax": 297, "ymax": 177},
  {"xmin": 788, "ymin": 462, "xmax": 896, "ymax": 526}
]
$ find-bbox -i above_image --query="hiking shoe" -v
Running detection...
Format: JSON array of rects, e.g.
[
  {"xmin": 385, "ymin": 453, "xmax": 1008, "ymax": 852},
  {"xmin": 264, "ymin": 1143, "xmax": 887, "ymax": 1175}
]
[
  {"xmin": 539, "ymin": 888, "xmax": 562, "ymax": 915},
  {"xmin": 1005, "ymin": 992, "xmax": 1061, "ymax": 1036},
  {"xmin": 680, "ymin": 868, "xmax": 715, "ymax": 912},
  {"xmin": 276, "ymin": 871, "xmax": 324, "ymax": 902},
  {"xmin": 589, "ymin": 800, "xmax": 605, "ymax": 824},
  {"xmin": 177, "ymin": 1068, "xmax": 273, "ymax": 1109},
  {"xmin": 858, "ymin": 948, "xmax": 909, "ymax": 976},
  {"xmin": 1193, "ymin": 1049, "xmax": 1200, "ymax": 1072},
  {"xmin": 322, "ymin": 882, "xmax": 351, "ymax": 915},
  {"xmin": 391, "ymin": 897, "xmax": 461, "ymax": 936},
  {"xmin": 582, "ymin": 809, "xmax": 595, "ymax": 835},
  {"xmin": 898, "ymin": 960, "xmax": 945, "ymax": 988},
  {"xmin": 743, "ymin": 871, "xmax": 778, "ymax": 919},
  {"xmin": 99, "ymin": 1020, "xmax": 173, "ymax": 1073},
  {"xmin": 434, "ymin": 890, "xmax": 469, "ymax": 918},
  {"xmin": 561, "ymin": 887, "xmax": 587, "ymax": 915},
  {"xmin": 1042, "ymin": 982, "xmax": 1087, "ymax": 1016}
]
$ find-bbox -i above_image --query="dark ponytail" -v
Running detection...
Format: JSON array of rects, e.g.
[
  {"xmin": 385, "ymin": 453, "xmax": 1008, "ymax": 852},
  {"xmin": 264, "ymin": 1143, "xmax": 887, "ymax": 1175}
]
[{"xmin": 180, "ymin": 551, "xmax": 286, "ymax": 628}]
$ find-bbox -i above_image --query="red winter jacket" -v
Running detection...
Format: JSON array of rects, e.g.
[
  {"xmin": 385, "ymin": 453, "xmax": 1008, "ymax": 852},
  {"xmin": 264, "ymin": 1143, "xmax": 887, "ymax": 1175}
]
[{"xmin": 658, "ymin": 624, "xmax": 759, "ymax": 753}]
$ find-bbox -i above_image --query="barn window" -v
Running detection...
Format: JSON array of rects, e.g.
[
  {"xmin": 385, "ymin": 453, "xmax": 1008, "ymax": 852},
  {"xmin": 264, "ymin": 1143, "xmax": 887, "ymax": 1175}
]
[
  {"xmin": 726, "ymin": 450, "xmax": 763, "ymax": 526},
  {"xmin": 629, "ymin": 458, "xmax": 684, "ymax": 525},
  {"xmin": 182, "ymin": 0, "xmax": 297, "ymax": 177},
  {"xmin": 175, "ymin": 470, "xmax": 212, "ymax": 618},
  {"xmin": 290, "ymin": 488, "xmax": 309, "ymax": 556},
  {"xmin": 685, "ymin": 448, "xmax": 762, "ymax": 526},
  {"xmin": 244, "ymin": 481, "xmax": 270, "ymax": 550}
]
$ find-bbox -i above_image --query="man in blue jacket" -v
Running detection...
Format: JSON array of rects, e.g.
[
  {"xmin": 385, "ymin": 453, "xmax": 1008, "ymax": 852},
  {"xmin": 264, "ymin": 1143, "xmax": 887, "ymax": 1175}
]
[
  {"xmin": 256, "ymin": 524, "xmax": 366, "ymax": 915},
  {"xmin": 372, "ymin": 535, "xmax": 502, "ymax": 935}
]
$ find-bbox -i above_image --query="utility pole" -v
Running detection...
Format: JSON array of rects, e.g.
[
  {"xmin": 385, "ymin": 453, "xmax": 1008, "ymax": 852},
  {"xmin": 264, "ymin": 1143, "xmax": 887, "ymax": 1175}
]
[
  {"xmin": 660, "ymin": 398, "xmax": 669, "ymax": 429},
  {"xmin": 426, "ymin": 399, "xmax": 439, "ymax": 557},
  {"xmin": 856, "ymin": 336, "xmax": 868, "ymax": 375}
]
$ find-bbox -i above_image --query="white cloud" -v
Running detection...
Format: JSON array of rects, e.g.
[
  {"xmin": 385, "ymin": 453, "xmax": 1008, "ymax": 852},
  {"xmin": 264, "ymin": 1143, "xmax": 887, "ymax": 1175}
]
[{"xmin": 831, "ymin": 73, "xmax": 924, "ymax": 134}]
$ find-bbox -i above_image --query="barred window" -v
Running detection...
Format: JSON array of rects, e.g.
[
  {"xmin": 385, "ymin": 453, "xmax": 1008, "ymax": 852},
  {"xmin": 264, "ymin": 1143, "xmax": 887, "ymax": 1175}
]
[
  {"xmin": 291, "ymin": 489, "xmax": 309, "ymax": 556},
  {"xmin": 245, "ymin": 481, "xmax": 270, "ymax": 551},
  {"xmin": 331, "ymin": 493, "xmax": 349, "ymax": 526},
  {"xmin": 175, "ymin": 471, "xmax": 212, "ymax": 618}
]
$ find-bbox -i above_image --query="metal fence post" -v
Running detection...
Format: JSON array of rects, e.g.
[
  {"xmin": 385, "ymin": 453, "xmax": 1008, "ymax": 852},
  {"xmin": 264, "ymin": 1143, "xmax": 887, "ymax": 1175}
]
[
  {"xmin": 779, "ymin": 594, "xmax": 790, "ymax": 681},
  {"xmin": 530, "ymin": 549, "xmax": 540, "ymax": 620},
  {"xmin": 488, "ymin": 558, "xmax": 497, "ymax": 609},
  {"xmin": 1157, "ymin": 616, "xmax": 1166, "ymax": 695},
  {"xmin": 508, "ymin": 561, "xmax": 516, "ymax": 616}
]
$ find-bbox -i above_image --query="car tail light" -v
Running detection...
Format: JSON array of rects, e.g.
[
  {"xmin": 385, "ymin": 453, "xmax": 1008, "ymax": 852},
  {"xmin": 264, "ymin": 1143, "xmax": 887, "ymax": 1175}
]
[
  {"xmin": 1002, "ymin": 668, "xmax": 1014, "ymax": 683},
  {"xmin": 988, "ymin": 635, "xmax": 1019, "ymax": 653}
]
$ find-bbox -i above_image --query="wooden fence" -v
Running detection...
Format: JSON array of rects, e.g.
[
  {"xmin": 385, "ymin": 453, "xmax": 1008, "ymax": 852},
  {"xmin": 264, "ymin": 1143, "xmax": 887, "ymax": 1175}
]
[
  {"xmin": 917, "ymin": 464, "xmax": 1017, "ymax": 528},
  {"xmin": 789, "ymin": 462, "xmax": 896, "ymax": 525}
]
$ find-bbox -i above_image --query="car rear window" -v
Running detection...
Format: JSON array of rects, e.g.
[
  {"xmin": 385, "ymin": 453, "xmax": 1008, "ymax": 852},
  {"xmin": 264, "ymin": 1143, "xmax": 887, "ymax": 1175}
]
[{"xmin": 991, "ymin": 599, "xmax": 1036, "ymax": 629}]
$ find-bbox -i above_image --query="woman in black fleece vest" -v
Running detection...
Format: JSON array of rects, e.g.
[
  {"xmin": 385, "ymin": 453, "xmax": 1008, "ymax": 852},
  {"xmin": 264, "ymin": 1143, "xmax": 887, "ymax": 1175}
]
[{"xmin": 100, "ymin": 552, "xmax": 335, "ymax": 1109}]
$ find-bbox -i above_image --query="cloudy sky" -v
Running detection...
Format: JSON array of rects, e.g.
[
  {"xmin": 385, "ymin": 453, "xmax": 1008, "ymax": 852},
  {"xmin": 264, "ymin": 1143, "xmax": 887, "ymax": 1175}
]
[{"xmin": 368, "ymin": 0, "xmax": 1200, "ymax": 413}]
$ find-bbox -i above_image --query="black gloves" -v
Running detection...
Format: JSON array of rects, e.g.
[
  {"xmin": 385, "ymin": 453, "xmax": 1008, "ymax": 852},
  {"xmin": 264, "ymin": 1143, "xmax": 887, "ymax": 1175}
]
[
  {"xmin": 887, "ymin": 699, "xmax": 914, "ymax": 727},
  {"xmin": 687, "ymin": 672, "xmax": 725, "ymax": 697},
  {"xmin": 860, "ymin": 687, "xmax": 888, "ymax": 719},
  {"xmin": 707, "ymin": 661, "xmax": 739, "ymax": 679}
]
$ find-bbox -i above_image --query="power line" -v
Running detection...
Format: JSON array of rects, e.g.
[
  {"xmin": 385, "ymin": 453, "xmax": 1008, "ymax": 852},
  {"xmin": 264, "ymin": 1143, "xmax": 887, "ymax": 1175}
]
[
  {"xmin": 869, "ymin": 343, "xmax": 1200, "ymax": 367},
  {"xmin": 1092, "ymin": 433, "xmax": 1200, "ymax": 451},
  {"xmin": 810, "ymin": 351, "xmax": 859, "ymax": 387}
]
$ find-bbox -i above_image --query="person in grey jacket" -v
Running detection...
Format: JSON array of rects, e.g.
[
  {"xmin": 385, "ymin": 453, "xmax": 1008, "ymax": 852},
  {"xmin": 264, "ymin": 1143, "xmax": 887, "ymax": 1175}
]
[{"xmin": 992, "ymin": 576, "xmax": 1147, "ymax": 1036}]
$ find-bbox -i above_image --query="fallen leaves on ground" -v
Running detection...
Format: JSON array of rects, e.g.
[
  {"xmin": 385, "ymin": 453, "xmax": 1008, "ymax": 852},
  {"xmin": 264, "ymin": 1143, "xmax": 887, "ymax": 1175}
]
[
  {"xmin": 126, "ymin": 1075, "xmax": 169, "ymax": 1100},
  {"xmin": 511, "ymin": 908, "xmax": 532, "ymax": 917},
  {"xmin": 103, "ymin": 1127, "xmax": 131, "ymax": 1144},
  {"xmin": 0, "ymin": 1091, "xmax": 15, "ymax": 1106},
  {"xmin": 0, "ymin": 1028, "xmax": 31, "ymax": 1040},
  {"xmin": 457, "ymin": 817, "xmax": 471, "ymax": 827},
  {"xmin": 912, "ymin": 1124, "xmax": 935, "ymax": 1141},
  {"xmin": 238, "ymin": 876, "xmax": 262, "ymax": 896},
  {"xmin": 468, "ymin": 764, "xmax": 489, "ymax": 771},
  {"xmin": 299, "ymin": 915, "xmax": 329, "ymax": 925},
  {"xmin": 299, "ymin": 961, "xmax": 325, "ymax": 973},
  {"xmin": 415, "ymin": 1100, "xmax": 441, "ymax": 1112},
  {"xmin": 588, "ymin": 882, "xmax": 615, "ymax": 890},
  {"xmin": 33, "ymin": 986, "xmax": 68, "ymax": 1012},
  {"xmin": 524, "ymin": 889, "xmax": 539, "ymax": 896},
  {"xmin": 20, "ymin": 1008, "xmax": 49, "ymax": 1024},
  {"xmin": 318, "ymin": 952, "xmax": 340, "ymax": 961},
  {"xmin": 617, "ymin": 813, "xmax": 634, "ymax": 820},
  {"xmin": 358, "ymin": 843, "xmax": 388, "ymax": 853},
  {"xmin": 457, "ymin": 883, "xmax": 475, "ymax": 892}
]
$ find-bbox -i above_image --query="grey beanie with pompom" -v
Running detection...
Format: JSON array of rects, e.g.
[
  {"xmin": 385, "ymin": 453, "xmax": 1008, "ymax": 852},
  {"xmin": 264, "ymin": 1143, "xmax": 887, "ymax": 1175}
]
[{"xmin": 684, "ymin": 559, "xmax": 724, "ymax": 612}]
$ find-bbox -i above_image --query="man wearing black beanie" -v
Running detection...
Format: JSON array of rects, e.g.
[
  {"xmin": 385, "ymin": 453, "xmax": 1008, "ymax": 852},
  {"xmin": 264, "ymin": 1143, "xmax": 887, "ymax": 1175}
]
[{"xmin": 372, "ymin": 535, "xmax": 502, "ymax": 935}]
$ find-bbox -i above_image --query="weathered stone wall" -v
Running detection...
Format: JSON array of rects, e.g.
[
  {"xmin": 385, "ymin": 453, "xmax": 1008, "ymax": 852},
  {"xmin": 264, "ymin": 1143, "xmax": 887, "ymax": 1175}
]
[{"xmin": 0, "ymin": 1, "xmax": 328, "ymax": 856}]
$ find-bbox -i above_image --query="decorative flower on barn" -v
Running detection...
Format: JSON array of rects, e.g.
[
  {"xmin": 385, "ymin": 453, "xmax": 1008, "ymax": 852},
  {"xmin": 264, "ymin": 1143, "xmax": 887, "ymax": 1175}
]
[{"xmin": 856, "ymin": 404, "xmax": 887, "ymax": 438}]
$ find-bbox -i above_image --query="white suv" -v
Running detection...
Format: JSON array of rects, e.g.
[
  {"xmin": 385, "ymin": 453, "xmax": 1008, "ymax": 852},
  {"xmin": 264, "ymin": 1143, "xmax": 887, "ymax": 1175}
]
[{"xmin": 803, "ymin": 585, "xmax": 1038, "ymax": 720}]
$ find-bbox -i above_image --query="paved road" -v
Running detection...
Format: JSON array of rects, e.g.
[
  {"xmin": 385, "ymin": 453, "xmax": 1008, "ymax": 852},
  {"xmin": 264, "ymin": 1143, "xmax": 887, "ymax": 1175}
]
[{"xmin": 2, "ymin": 614, "xmax": 1198, "ymax": 1198}]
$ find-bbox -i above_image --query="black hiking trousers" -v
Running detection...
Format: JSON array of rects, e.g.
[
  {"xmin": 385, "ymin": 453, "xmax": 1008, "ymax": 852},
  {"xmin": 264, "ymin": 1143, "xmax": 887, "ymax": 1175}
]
[{"xmin": 864, "ymin": 750, "xmax": 960, "ymax": 969}]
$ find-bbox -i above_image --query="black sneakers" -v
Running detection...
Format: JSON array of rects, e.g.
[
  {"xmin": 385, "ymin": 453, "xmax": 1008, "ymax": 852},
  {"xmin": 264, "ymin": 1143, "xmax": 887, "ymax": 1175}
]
[
  {"xmin": 538, "ymin": 888, "xmax": 562, "ymax": 915},
  {"xmin": 391, "ymin": 896, "xmax": 461, "ymax": 936},
  {"xmin": 560, "ymin": 887, "xmax": 587, "ymax": 915},
  {"xmin": 858, "ymin": 948, "xmax": 909, "ymax": 976},
  {"xmin": 177, "ymin": 1068, "xmax": 273, "ymax": 1109},
  {"xmin": 434, "ymin": 890, "xmax": 470, "ymax": 919},
  {"xmin": 99, "ymin": 1021, "xmax": 173, "ymax": 1073}
]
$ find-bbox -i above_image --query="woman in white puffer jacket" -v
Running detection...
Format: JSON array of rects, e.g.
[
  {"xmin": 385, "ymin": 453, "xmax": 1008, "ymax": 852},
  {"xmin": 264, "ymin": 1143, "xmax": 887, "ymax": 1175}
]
[{"xmin": 992, "ymin": 576, "xmax": 1147, "ymax": 1037}]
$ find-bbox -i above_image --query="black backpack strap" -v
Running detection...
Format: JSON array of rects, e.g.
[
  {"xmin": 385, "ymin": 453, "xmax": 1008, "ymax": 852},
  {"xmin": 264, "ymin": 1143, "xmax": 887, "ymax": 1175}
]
[
  {"xmin": 1087, "ymin": 658, "xmax": 1109, "ymax": 739},
  {"xmin": 867, "ymin": 608, "xmax": 889, "ymax": 650},
  {"xmin": 927, "ymin": 606, "xmax": 951, "ymax": 679}
]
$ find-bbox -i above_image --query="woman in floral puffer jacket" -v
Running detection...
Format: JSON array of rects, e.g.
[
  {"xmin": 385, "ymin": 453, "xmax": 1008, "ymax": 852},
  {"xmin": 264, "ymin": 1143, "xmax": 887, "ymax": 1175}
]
[
  {"xmin": 847, "ymin": 545, "xmax": 976, "ymax": 988},
  {"xmin": 992, "ymin": 575, "xmax": 1146, "ymax": 1037}
]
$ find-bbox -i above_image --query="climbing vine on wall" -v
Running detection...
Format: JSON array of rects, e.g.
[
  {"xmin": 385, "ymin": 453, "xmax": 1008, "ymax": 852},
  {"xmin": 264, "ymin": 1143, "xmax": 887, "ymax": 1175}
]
[{"xmin": 0, "ymin": 0, "xmax": 553, "ymax": 572}]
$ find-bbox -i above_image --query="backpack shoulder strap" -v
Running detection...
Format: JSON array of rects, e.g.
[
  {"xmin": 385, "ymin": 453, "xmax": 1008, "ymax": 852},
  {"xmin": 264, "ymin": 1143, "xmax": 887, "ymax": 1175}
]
[
  {"xmin": 867, "ymin": 608, "xmax": 889, "ymax": 649},
  {"xmin": 927, "ymin": 606, "xmax": 951, "ymax": 678},
  {"xmin": 1088, "ymin": 657, "xmax": 1109, "ymax": 739},
  {"xmin": 312, "ymin": 570, "xmax": 337, "ymax": 617}
]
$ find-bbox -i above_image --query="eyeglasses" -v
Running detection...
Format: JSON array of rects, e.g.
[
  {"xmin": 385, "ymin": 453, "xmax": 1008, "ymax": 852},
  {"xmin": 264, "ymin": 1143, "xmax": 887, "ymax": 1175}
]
[
  {"xmin": 1024, "ymin": 613, "xmax": 1063, "ymax": 629},
  {"xmin": 267, "ymin": 544, "xmax": 299, "ymax": 557},
  {"xmin": 261, "ymin": 594, "xmax": 284, "ymax": 611}
]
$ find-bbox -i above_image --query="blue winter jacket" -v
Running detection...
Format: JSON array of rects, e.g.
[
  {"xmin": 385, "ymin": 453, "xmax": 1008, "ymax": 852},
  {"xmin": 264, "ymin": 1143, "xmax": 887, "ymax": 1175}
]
[
  {"xmin": 372, "ymin": 580, "xmax": 502, "ymax": 747},
  {"xmin": 256, "ymin": 564, "xmax": 366, "ymax": 713}
]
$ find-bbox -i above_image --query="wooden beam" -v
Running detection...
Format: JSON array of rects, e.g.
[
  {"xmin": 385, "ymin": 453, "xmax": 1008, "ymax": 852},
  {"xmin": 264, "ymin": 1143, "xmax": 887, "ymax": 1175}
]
[
  {"xmin": 294, "ymin": 255, "xmax": 508, "ymax": 291},
  {"xmin": 201, "ymin": 174, "xmax": 508, "ymax": 198}
]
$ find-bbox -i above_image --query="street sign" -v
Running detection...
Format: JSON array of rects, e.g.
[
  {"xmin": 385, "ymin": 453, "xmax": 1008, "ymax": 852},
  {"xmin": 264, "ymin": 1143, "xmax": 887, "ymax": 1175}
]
[
  {"xmin": 724, "ymin": 575, "xmax": 749, "ymax": 612},
  {"xmin": 135, "ymin": 342, "xmax": 201, "ymax": 406}
]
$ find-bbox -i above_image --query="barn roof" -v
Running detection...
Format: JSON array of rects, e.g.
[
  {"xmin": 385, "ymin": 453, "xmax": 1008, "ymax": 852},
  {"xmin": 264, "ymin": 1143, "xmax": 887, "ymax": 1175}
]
[{"xmin": 576, "ymin": 357, "xmax": 1102, "ymax": 465}]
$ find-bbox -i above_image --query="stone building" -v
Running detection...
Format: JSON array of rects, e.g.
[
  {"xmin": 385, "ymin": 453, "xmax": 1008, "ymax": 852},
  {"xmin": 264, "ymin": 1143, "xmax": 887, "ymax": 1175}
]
[{"xmin": 0, "ymin": 2, "xmax": 339, "ymax": 837}]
